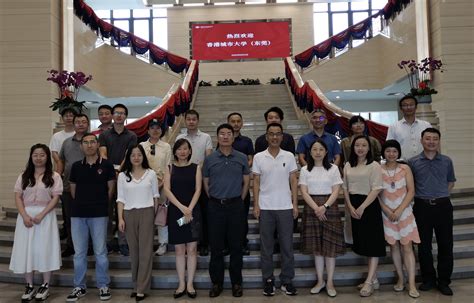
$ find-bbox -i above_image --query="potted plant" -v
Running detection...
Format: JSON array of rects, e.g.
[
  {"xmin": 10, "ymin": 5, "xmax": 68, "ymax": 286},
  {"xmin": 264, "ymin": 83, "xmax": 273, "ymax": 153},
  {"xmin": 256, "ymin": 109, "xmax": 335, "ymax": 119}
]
[
  {"xmin": 47, "ymin": 70, "xmax": 92, "ymax": 113},
  {"xmin": 398, "ymin": 57, "xmax": 444, "ymax": 103}
]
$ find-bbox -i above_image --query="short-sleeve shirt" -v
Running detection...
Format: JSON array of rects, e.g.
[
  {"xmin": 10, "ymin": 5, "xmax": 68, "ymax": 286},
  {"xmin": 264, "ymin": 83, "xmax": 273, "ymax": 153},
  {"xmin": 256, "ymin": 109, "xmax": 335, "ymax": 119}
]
[
  {"xmin": 299, "ymin": 164, "xmax": 343, "ymax": 195},
  {"xmin": 59, "ymin": 136, "xmax": 84, "ymax": 192},
  {"xmin": 14, "ymin": 172, "xmax": 63, "ymax": 207},
  {"xmin": 98, "ymin": 127, "xmax": 137, "ymax": 166},
  {"xmin": 386, "ymin": 118, "xmax": 431, "ymax": 160},
  {"xmin": 342, "ymin": 161, "xmax": 383, "ymax": 195},
  {"xmin": 232, "ymin": 134, "xmax": 254, "ymax": 156},
  {"xmin": 255, "ymin": 132, "xmax": 295, "ymax": 154},
  {"xmin": 117, "ymin": 169, "xmax": 159, "ymax": 210},
  {"xmin": 203, "ymin": 149, "xmax": 250, "ymax": 199},
  {"xmin": 176, "ymin": 130, "xmax": 213, "ymax": 165},
  {"xmin": 252, "ymin": 149, "xmax": 298, "ymax": 210},
  {"xmin": 296, "ymin": 131, "xmax": 341, "ymax": 162},
  {"xmin": 408, "ymin": 152, "xmax": 456, "ymax": 199},
  {"xmin": 69, "ymin": 157, "xmax": 115, "ymax": 217},
  {"xmin": 49, "ymin": 130, "xmax": 75, "ymax": 153}
]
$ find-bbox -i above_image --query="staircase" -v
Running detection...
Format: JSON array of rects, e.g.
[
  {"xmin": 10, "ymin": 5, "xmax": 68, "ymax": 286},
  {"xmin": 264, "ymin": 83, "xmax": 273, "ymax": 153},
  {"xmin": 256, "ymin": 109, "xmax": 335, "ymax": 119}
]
[
  {"xmin": 192, "ymin": 84, "xmax": 309, "ymax": 146},
  {"xmin": 1, "ymin": 84, "xmax": 473, "ymax": 289}
]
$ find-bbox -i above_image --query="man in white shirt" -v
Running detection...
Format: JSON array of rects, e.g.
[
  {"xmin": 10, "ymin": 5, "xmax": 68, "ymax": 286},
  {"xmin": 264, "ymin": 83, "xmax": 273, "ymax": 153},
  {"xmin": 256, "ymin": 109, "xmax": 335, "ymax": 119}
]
[
  {"xmin": 140, "ymin": 119, "xmax": 172, "ymax": 256},
  {"xmin": 176, "ymin": 109, "xmax": 213, "ymax": 256},
  {"xmin": 386, "ymin": 95, "xmax": 431, "ymax": 160},
  {"xmin": 253, "ymin": 123, "xmax": 299, "ymax": 297}
]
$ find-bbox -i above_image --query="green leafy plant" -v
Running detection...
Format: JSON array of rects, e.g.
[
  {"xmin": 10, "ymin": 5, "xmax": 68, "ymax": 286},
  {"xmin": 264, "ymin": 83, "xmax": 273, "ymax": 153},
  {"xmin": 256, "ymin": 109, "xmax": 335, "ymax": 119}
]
[{"xmin": 46, "ymin": 70, "xmax": 91, "ymax": 113}]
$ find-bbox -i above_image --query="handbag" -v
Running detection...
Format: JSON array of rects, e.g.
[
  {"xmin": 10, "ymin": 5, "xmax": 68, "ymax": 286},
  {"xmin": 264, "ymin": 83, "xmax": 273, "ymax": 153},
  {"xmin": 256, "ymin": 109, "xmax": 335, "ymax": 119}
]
[{"xmin": 154, "ymin": 201, "xmax": 168, "ymax": 226}]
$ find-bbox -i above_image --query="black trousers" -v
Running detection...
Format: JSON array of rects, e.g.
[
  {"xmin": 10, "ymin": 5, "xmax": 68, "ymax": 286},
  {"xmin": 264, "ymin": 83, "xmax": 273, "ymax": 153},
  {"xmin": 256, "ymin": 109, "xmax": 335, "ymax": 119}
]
[
  {"xmin": 198, "ymin": 191, "xmax": 209, "ymax": 248},
  {"xmin": 61, "ymin": 192, "xmax": 73, "ymax": 250},
  {"xmin": 208, "ymin": 198, "xmax": 244, "ymax": 286},
  {"xmin": 242, "ymin": 191, "xmax": 250, "ymax": 247},
  {"xmin": 413, "ymin": 197, "xmax": 453, "ymax": 286}
]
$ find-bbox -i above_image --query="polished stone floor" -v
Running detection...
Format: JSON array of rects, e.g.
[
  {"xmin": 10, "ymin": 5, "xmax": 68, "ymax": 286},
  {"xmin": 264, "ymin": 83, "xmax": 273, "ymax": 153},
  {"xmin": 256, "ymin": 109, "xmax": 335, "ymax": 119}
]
[{"xmin": 2, "ymin": 279, "xmax": 474, "ymax": 303}]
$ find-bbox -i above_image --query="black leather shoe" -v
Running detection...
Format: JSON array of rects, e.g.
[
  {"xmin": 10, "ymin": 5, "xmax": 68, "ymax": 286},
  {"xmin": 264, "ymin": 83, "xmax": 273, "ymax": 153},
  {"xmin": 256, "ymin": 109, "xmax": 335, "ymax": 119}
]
[
  {"xmin": 232, "ymin": 284, "xmax": 243, "ymax": 297},
  {"xmin": 438, "ymin": 284, "xmax": 453, "ymax": 296},
  {"xmin": 419, "ymin": 281, "xmax": 436, "ymax": 291},
  {"xmin": 130, "ymin": 292, "xmax": 137, "ymax": 298},
  {"xmin": 135, "ymin": 294, "xmax": 146, "ymax": 301},
  {"xmin": 209, "ymin": 284, "xmax": 222, "ymax": 298},
  {"xmin": 199, "ymin": 247, "xmax": 209, "ymax": 257},
  {"xmin": 173, "ymin": 289, "xmax": 186, "ymax": 298}
]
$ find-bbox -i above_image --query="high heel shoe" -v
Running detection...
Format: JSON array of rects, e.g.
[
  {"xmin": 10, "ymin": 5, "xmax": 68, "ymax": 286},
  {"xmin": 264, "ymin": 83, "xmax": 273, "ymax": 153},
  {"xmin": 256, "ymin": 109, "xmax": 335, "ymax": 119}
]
[
  {"xmin": 187, "ymin": 289, "xmax": 197, "ymax": 299},
  {"xmin": 173, "ymin": 289, "xmax": 186, "ymax": 299},
  {"xmin": 393, "ymin": 283, "xmax": 405, "ymax": 292},
  {"xmin": 408, "ymin": 288, "xmax": 420, "ymax": 298}
]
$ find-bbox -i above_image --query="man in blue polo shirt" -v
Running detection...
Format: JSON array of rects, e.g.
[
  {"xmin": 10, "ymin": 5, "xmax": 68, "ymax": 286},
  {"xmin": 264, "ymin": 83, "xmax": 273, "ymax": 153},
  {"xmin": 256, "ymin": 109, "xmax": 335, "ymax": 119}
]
[
  {"xmin": 67, "ymin": 133, "xmax": 115, "ymax": 302},
  {"xmin": 227, "ymin": 112, "xmax": 254, "ymax": 255},
  {"xmin": 296, "ymin": 108, "xmax": 341, "ymax": 166},
  {"xmin": 203, "ymin": 123, "xmax": 250, "ymax": 298},
  {"xmin": 408, "ymin": 128, "xmax": 456, "ymax": 296}
]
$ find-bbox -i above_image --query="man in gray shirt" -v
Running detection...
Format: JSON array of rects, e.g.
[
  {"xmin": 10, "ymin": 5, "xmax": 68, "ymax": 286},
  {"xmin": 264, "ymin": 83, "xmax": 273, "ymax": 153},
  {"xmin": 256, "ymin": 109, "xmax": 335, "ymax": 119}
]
[
  {"xmin": 58, "ymin": 113, "xmax": 89, "ymax": 257},
  {"xmin": 203, "ymin": 124, "xmax": 250, "ymax": 298}
]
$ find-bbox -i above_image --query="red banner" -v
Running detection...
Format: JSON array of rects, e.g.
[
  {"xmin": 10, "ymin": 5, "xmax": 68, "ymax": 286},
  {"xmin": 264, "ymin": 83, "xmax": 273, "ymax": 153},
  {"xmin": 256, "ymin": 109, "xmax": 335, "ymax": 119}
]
[{"xmin": 191, "ymin": 21, "xmax": 291, "ymax": 60}]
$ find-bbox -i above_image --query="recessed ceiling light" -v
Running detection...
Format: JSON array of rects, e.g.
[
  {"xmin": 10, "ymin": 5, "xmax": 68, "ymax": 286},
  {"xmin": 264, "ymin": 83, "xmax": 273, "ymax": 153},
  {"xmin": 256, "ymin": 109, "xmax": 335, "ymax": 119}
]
[
  {"xmin": 335, "ymin": 96, "xmax": 340, "ymax": 99},
  {"xmin": 145, "ymin": 101, "xmax": 150, "ymax": 104}
]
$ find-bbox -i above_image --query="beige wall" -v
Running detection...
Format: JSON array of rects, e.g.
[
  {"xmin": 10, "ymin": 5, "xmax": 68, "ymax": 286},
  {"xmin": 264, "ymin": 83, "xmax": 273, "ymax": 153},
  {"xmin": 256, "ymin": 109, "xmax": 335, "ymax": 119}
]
[
  {"xmin": 302, "ymin": 3, "xmax": 417, "ymax": 91},
  {"xmin": 74, "ymin": 17, "xmax": 181, "ymax": 98},
  {"xmin": 167, "ymin": 3, "xmax": 313, "ymax": 84},
  {"xmin": 0, "ymin": 1, "xmax": 62, "ymax": 208},
  {"xmin": 429, "ymin": 0, "xmax": 474, "ymax": 189}
]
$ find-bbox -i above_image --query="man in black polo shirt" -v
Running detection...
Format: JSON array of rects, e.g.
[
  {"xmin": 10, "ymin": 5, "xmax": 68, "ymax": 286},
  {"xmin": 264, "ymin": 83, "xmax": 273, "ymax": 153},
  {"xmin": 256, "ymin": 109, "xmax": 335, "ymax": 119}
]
[
  {"xmin": 67, "ymin": 133, "xmax": 115, "ymax": 301},
  {"xmin": 98, "ymin": 103, "xmax": 137, "ymax": 256},
  {"xmin": 203, "ymin": 123, "xmax": 250, "ymax": 298},
  {"xmin": 227, "ymin": 112, "xmax": 254, "ymax": 255},
  {"xmin": 254, "ymin": 107, "xmax": 295, "ymax": 154}
]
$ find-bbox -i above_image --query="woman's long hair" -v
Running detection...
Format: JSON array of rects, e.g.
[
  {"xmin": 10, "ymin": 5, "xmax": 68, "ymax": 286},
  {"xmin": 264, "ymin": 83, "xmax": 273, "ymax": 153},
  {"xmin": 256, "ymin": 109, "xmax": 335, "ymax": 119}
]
[
  {"xmin": 22, "ymin": 144, "xmax": 54, "ymax": 190},
  {"xmin": 349, "ymin": 135, "xmax": 373, "ymax": 167},
  {"xmin": 121, "ymin": 144, "xmax": 150, "ymax": 182},
  {"xmin": 307, "ymin": 139, "xmax": 332, "ymax": 171}
]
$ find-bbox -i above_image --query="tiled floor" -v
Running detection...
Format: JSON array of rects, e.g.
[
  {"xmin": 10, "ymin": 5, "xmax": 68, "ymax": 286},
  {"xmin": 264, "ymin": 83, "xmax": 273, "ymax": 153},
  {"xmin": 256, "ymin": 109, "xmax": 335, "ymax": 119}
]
[{"xmin": 2, "ymin": 279, "xmax": 473, "ymax": 302}]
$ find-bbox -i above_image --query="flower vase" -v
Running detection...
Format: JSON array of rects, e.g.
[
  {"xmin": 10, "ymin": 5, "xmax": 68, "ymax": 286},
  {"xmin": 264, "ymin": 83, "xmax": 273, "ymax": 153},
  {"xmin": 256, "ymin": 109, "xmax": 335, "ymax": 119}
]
[{"xmin": 417, "ymin": 95, "xmax": 432, "ymax": 104}]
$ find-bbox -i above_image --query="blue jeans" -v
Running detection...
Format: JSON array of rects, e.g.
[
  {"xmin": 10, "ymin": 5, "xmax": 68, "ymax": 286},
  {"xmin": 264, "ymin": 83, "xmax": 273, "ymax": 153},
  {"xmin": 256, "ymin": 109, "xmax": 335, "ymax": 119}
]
[{"xmin": 71, "ymin": 217, "xmax": 110, "ymax": 289}]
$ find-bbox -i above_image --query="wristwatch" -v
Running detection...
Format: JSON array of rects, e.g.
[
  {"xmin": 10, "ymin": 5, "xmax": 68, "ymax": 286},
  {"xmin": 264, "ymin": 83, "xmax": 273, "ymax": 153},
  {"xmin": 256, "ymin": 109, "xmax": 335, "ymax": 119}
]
[{"xmin": 323, "ymin": 203, "xmax": 330, "ymax": 209}]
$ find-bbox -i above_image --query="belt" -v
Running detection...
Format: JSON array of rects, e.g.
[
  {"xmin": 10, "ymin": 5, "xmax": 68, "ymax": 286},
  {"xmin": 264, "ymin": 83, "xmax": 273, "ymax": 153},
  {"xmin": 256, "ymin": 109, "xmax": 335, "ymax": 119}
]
[
  {"xmin": 415, "ymin": 197, "xmax": 450, "ymax": 206},
  {"xmin": 210, "ymin": 196, "xmax": 241, "ymax": 205}
]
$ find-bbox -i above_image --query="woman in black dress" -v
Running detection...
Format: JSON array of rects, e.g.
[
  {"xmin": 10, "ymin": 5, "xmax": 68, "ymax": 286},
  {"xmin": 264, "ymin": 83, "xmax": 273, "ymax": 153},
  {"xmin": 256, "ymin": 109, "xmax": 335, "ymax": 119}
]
[{"xmin": 163, "ymin": 139, "xmax": 202, "ymax": 299}]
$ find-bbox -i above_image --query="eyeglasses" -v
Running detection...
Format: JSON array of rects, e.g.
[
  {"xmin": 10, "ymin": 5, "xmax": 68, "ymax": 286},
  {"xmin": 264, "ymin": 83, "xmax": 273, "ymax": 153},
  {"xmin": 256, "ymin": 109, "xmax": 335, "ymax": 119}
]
[
  {"xmin": 401, "ymin": 104, "xmax": 416, "ymax": 109},
  {"xmin": 267, "ymin": 132, "xmax": 283, "ymax": 138},
  {"xmin": 150, "ymin": 144, "xmax": 155, "ymax": 156},
  {"xmin": 82, "ymin": 140, "xmax": 97, "ymax": 145},
  {"xmin": 313, "ymin": 116, "xmax": 326, "ymax": 121},
  {"xmin": 113, "ymin": 111, "xmax": 126, "ymax": 116}
]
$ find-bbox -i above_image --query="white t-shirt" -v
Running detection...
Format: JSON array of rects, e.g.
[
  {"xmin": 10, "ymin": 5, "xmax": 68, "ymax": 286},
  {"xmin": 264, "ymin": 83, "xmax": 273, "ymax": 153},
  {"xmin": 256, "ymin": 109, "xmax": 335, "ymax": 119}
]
[
  {"xmin": 117, "ymin": 169, "xmax": 159, "ymax": 210},
  {"xmin": 49, "ymin": 130, "xmax": 75, "ymax": 153},
  {"xmin": 299, "ymin": 164, "xmax": 343, "ymax": 195},
  {"xmin": 176, "ymin": 129, "xmax": 212, "ymax": 165},
  {"xmin": 252, "ymin": 149, "xmax": 298, "ymax": 210}
]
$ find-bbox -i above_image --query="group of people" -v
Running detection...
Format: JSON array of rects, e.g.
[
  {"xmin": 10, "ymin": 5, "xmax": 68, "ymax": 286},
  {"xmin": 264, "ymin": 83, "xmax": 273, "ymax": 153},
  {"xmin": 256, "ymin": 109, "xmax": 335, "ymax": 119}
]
[{"xmin": 9, "ymin": 94, "xmax": 457, "ymax": 302}]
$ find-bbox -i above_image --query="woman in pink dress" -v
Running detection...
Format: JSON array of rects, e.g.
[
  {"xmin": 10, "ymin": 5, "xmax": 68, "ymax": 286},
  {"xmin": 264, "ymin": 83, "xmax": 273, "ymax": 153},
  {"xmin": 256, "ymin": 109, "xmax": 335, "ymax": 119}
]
[
  {"xmin": 379, "ymin": 140, "xmax": 420, "ymax": 298},
  {"xmin": 10, "ymin": 144, "xmax": 63, "ymax": 302}
]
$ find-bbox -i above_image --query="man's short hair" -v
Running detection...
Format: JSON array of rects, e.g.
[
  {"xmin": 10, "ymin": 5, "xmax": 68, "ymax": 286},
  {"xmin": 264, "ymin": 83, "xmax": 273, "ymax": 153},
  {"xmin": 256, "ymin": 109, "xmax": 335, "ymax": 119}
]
[
  {"xmin": 421, "ymin": 127, "xmax": 441, "ymax": 138},
  {"xmin": 60, "ymin": 107, "xmax": 77, "ymax": 117},
  {"xmin": 80, "ymin": 132, "xmax": 97, "ymax": 143},
  {"xmin": 311, "ymin": 108, "xmax": 326, "ymax": 116},
  {"xmin": 264, "ymin": 106, "xmax": 284, "ymax": 121},
  {"xmin": 216, "ymin": 123, "xmax": 233, "ymax": 135},
  {"xmin": 98, "ymin": 104, "xmax": 112, "ymax": 113},
  {"xmin": 185, "ymin": 109, "xmax": 200, "ymax": 120},
  {"xmin": 227, "ymin": 112, "xmax": 242, "ymax": 121},
  {"xmin": 398, "ymin": 95, "xmax": 418, "ymax": 108},
  {"xmin": 266, "ymin": 122, "xmax": 283, "ymax": 132},
  {"xmin": 73, "ymin": 113, "xmax": 89, "ymax": 123},
  {"xmin": 112, "ymin": 103, "xmax": 128, "ymax": 116}
]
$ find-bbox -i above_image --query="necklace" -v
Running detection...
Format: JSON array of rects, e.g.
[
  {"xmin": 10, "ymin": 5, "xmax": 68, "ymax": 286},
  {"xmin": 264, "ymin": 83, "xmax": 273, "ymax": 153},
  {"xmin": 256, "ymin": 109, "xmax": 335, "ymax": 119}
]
[{"xmin": 385, "ymin": 164, "xmax": 398, "ymax": 189}]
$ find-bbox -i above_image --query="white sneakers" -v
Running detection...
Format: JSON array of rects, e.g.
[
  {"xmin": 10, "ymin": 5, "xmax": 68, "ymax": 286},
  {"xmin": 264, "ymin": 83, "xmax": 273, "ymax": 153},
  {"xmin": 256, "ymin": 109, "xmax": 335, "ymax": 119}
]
[{"xmin": 155, "ymin": 243, "xmax": 167, "ymax": 256}]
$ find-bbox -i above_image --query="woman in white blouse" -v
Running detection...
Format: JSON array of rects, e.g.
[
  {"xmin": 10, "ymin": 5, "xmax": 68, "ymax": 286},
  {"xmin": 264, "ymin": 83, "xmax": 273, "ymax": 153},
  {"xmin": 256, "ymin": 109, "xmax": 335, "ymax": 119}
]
[
  {"xmin": 299, "ymin": 140, "xmax": 344, "ymax": 297},
  {"xmin": 117, "ymin": 144, "xmax": 159, "ymax": 301}
]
